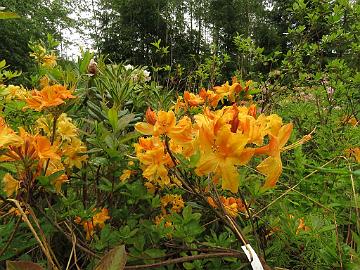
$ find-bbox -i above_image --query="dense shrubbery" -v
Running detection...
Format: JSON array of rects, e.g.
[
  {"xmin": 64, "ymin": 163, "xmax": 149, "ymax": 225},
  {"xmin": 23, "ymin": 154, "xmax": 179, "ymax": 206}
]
[{"xmin": 0, "ymin": 0, "xmax": 360, "ymax": 269}]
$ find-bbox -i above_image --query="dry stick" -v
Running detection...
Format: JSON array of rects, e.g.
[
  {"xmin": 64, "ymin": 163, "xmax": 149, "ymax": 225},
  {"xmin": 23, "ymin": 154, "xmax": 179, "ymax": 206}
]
[
  {"xmin": 254, "ymin": 157, "xmax": 339, "ymax": 217},
  {"xmin": 0, "ymin": 216, "xmax": 22, "ymax": 257},
  {"xmin": 124, "ymin": 252, "xmax": 245, "ymax": 270},
  {"xmin": 35, "ymin": 205, "xmax": 101, "ymax": 259},
  {"xmin": 64, "ymin": 222, "xmax": 81, "ymax": 270},
  {"xmin": 26, "ymin": 204, "xmax": 61, "ymax": 268},
  {"xmin": 8, "ymin": 199, "xmax": 59, "ymax": 270}
]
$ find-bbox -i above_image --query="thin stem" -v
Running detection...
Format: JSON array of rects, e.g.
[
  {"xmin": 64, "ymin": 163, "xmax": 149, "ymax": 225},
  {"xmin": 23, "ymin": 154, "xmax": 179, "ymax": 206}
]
[
  {"xmin": 44, "ymin": 115, "xmax": 59, "ymax": 175},
  {"xmin": 124, "ymin": 252, "xmax": 247, "ymax": 270},
  {"xmin": 0, "ymin": 216, "xmax": 22, "ymax": 257}
]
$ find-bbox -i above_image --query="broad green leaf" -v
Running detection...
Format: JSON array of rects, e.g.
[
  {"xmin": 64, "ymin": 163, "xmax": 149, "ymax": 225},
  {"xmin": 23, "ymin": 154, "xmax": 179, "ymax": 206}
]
[
  {"xmin": 107, "ymin": 107, "xmax": 118, "ymax": 130},
  {"xmin": 95, "ymin": 245, "xmax": 127, "ymax": 270}
]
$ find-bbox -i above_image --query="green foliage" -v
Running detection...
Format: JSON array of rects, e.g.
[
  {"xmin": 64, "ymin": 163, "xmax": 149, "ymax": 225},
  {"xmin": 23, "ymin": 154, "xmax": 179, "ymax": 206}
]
[{"xmin": 1, "ymin": 1, "xmax": 360, "ymax": 269}]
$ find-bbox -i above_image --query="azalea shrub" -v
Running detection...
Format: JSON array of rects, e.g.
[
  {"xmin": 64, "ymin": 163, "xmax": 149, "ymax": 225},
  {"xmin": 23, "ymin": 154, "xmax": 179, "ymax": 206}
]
[{"xmin": 0, "ymin": 32, "xmax": 359, "ymax": 270}]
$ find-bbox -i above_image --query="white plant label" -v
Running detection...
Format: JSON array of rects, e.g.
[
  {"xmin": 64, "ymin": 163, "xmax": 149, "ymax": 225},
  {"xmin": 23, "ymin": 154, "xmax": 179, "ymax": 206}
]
[{"xmin": 241, "ymin": 244, "xmax": 264, "ymax": 270}]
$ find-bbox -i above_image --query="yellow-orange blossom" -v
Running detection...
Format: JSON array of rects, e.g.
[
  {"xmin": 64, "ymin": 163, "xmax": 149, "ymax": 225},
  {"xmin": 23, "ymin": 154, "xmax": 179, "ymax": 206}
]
[{"xmin": 135, "ymin": 83, "xmax": 295, "ymax": 193}]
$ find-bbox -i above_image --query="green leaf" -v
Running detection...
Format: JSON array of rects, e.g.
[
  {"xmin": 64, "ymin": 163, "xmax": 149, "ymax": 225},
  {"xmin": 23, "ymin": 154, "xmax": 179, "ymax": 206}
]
[
  {"xmin": 107, "ymin": 107, "xmax": 118, "ymax": 130},
  {"xmin": 95, "ymin": 245, "xmax": 127, "ymax": 270},
  {"xmin": 189, "ymin": 150, "xmax": 200, "ymax": 167},
  {"xmin": 182, "ymin": 205, "xmax": 192, "ymax": 222},
  {"xmin": 117, "ymin": 113, "xmax": 135, "ymax": 131},
  {"xmin": 0, "ymin": 12, "xmax": 20, "ymax": 20},
  {"xmin": 6, "ymin": 261, "xmax": 44, "ymax": 270},
  {"xmin": 0, "ymin": 60, "xmax": 6, "ymax": 69}
]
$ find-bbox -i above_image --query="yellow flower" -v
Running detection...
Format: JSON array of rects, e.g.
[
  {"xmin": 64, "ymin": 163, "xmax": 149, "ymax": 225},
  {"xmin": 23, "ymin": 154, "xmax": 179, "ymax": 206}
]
[
  {"xmin": 213, "ymin": 81, "xmax": 242, "ymax": 102},
  {"xmin": 128, "ymin": 160, "xmax": 135, "ymax": 166},
  {"xmin": 42, "ymin": 53, "xmax": 57, "ymax": 68},
  {"xmin": 194, "ymin": 112, "xmax": 254, "ymax": 193},
  {"xmin": 255, "ymin": 121, "xmax": 293, "ymax": 188},
  {"xmin": 161, "ymin": 194, "xmax": 184, "ymax": 213},
  {"xmin": 46, "ymin": 160, "xmax": 68, "ymax": 193},
  {"xmin": 135, "ymin": 110, "xmax": 176, "ymax": 136},
  {"xmin": 62, "ymin": 137, "xmax": 88, "ymax": 169},
  {"xmin": 57, "ymin": 114, "xmax": 78, "ymax": 141},
  {"xmin": 0, "ymin": 117, "xmax": 22, "ymax": 148},
  {"xmin": 2, "ymin": 173, "xmax": 19, "ymax": 197},
  {"xmin": 134, "ymin": 137, "xmax": 173, "ymax": 186},
  {"xmin": 120, "ymin": 169, "xmax": 132, "ymax": 182},
  {"xmin": 39, "ymin": 76, "xmax": 50, "ymax": 89},
  {"xmin": 5, "ymin": 85, "xmax": 28, "ymax": 100}
]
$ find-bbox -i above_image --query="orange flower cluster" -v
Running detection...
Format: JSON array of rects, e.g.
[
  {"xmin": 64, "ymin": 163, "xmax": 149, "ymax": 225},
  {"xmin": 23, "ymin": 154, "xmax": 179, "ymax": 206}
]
[
  {"xmin": 135, "ymin": 98, "xmax": 297, "ymax": 192},
  {"xmin": 345, "ymin": 147, "xmax": 360, "ymax": 163},
  {"xmin": 0, "ymin": 118, "xmax": 67, "ymax": 196},
  {"xmin": 154, "ymin": 194, "xmax": 185, "ymax": 228},
  {"xmin": 174, "ymin": 79, "xmax": 253, "ymax": 111},
  {"xmin": 160, "ymin": 194, "xmax": 185, "ymax": 214},
  {"xmin": 24, "ymin": 84, "xmax": 75, "ymax": 111},
  {"xmin": 207, "ymin": 196, "xmax": 246, "ymax": 217},
  {"xmin": 75, "ymin": 208, "xmax": 110, "ymax": 240},
  {"xmin": 288, "ymin": 214, "xmax": 311, "ymax": 235}
]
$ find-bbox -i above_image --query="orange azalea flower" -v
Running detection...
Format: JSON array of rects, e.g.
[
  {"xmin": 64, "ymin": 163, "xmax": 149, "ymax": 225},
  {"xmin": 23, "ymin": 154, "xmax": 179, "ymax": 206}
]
[
  {"xmin": 184, "ymin": 91, "xmax": 205, "ymax": 107},
  {"xmin": 135, "ymin": 110, "xmax": 176, "ymax": 136},
  {"xmin": 135, "ymin": 110, "xmax": 195, "ymax": 151},
  {"xmin": 194, "ymin": 112, "xmax": 254, "ymax": 193},
  {"xmin": 173, "ymin": 96, "xmax": 186, "ymax": 113},
  {"xmin": 134, "ymin": 88, "xmax": 301, "ymax": 193},
  {"xmin": 144, "ymin": 181, "xmax": 156, "ymax": 194},
  {"xmin": 145, "ymin": 107, "xmax": 157, "ymax": 125},
  {"xmin": 255, "ymin": 119, "xmax": 293, "ymax": 188},
  {"xmin": 5, "ymin": 128, "xmax": 60, "ymax": 164},
  {"xmin": 207, "ymin": 196, "xmax": 246, "ymax": 217},
  {"xmin": 134, "ymin": 137, "xmax": 174, "ymax": 186},
  {"xmin": 199, "ymin": 88, "xmax": 221, "ymax": 107},
  {"xmin": 75, "ymin": 208, "xmax": 110, "ymax": 240},
  {"xmin": 213, "ymin": 81, "xmax": 242, "ymax": 102},
  {"xmin": 347, "ymin": 147, "xmax": 360, "ymax": 163},
  {"xmin": 0, "ymin": 118, "xmax": 68, "ymax": 194},
  {"xmin": 25, "ymin": 84, "xmax": 75, "ymax": 111},
  {"xmin": 296, "ymin": 218, "xmax": 310, "ymax": 234},
  {"xmin": 161, "ymin": 194, "xmax": 184, "ymax": 213}
]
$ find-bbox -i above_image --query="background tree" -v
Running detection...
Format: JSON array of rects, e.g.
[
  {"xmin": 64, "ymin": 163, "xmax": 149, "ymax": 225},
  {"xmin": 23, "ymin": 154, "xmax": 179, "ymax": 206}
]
[{"xmin": 0, "ymin": 0, "xmax": 74, "ymax": 74}]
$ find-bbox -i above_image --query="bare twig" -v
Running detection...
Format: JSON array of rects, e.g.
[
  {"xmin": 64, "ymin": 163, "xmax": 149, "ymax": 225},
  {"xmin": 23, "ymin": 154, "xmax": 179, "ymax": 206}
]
[
  {"xmin": 124, "ymin": 252, "xmax": 247, "ymax": 269},
  {"xmin": 8, "ymin": 199, "xmax": 60, "ymax": 270}
]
